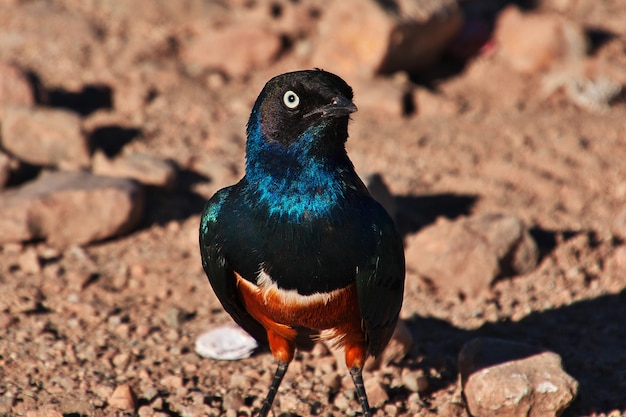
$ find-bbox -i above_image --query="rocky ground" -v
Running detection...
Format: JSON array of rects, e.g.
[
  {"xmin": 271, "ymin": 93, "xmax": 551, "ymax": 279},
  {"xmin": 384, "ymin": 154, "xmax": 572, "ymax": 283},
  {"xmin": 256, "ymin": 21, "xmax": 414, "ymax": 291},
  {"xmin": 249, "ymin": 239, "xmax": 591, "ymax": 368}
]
[{"xmin": 1, "ymin": 0, "xmax": 626, "ymax": 416}]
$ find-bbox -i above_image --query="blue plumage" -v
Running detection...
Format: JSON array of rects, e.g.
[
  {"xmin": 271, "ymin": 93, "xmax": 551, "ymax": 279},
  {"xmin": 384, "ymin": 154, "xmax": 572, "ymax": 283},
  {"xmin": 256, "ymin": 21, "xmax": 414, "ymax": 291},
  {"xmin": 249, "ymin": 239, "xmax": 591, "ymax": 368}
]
[
  {"xmin": 199, "ymin": 69, "xmax": 405, "ymax": 417},
  {"xmin": 245, "ymin": 121, "xmax": 347, "ymax": 220}
]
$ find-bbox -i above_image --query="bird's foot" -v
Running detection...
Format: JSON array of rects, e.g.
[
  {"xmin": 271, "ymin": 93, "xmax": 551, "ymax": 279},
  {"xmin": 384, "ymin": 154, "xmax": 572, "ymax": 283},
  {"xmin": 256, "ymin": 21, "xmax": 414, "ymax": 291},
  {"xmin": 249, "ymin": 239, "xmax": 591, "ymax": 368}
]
[
  {"xmin": 349, "ymin": 366, "xmax": 372, "ymax": 417},
  {"xmin": 256, "ymin": 360, "xmax": 289, "ymax": 417}
]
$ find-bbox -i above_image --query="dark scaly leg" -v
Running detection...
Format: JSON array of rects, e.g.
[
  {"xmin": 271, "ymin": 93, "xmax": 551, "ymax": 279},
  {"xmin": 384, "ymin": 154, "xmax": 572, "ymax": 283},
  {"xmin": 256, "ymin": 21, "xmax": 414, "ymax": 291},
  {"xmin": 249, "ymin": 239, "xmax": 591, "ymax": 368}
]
[
  {"xmin": 349, "ymin": 366, "xmax": 372, "ymax": 417},
  {"xmin": 257, "ymin": 360, "xmax": 289, "ymax": 417},
  {"xmin": 257, "ymin": 329, "xmax": 296, "ymax": 417}
]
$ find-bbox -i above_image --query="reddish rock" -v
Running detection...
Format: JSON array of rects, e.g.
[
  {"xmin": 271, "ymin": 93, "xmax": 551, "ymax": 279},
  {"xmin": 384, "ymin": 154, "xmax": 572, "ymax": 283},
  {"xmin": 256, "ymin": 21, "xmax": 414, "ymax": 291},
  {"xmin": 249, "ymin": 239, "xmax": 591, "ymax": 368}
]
[
  {"xmin": 363, "ymin": 378, "xmax": 388, "ymax": 408},
  {"xmin": 0, "ymin": 62, "xmax": 34, "ymax": 106},
  {"xmin": 405, "ymin": 214, "xmax": 539, "ymax": 297},
  {"xmin": 181, "ymin": 24, "xmax": 282, "ymax": 78},
  {"xmin": 0, "ymin": 171, "xmax": 144, "ymax": 247},
  {"xmin": 494, "ymin": 5, "xmax": 587, "ymax": 74},
  {"xmin": 108, "ymin": 384, "xmax": 137, "ymax": 411},
  {"xmin": 0, "ymin": 151, "xmax": 13, "ymax": 189},
  {"xmin": 1, "ymin": 106, "xmax": 90, "ymax": 169},
  {"xmin": 350, "ymin": 76, "xmax": 412, "ymax": 118},
  {"xmin": 459, "ymin": 338, "xmax": 578, "ymax": 417},
  {"xmin": 93, "ymin": 151, "xmax": 177, "ymax": 189},
  {"xmin": 311, "ymin": 0, "xmax": 462, "ymax": 78},
  {"xmin": 0, "ymin": 4, "xmax": 97, "ymax": 88},
  {"xmin": 25, "ymin": 409, "xmax": 64, "ymax": 417}
]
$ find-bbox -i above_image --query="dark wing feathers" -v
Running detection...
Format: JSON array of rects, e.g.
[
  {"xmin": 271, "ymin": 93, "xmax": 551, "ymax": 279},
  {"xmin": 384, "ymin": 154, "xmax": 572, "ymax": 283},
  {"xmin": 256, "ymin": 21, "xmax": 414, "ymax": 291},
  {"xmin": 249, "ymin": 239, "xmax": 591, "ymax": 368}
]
[
  {"xmin": 201, "ymin": 185, "xmax": 405, "ymax": 356},
  {"xmin": 199, "ymin": 187, "xmax": 268, "ymax": 344},
  {"xmin": 355, "ymin": 205, "xmax": 405, "ymax": 357}
]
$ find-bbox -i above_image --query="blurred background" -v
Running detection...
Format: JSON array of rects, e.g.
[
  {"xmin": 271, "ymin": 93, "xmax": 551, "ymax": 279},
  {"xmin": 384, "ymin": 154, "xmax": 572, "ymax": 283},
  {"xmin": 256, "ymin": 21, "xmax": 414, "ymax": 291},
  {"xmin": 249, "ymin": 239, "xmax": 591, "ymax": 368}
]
[{"xmin": 0, "ymin": 0, "xmax": 625, "ymax": 416}]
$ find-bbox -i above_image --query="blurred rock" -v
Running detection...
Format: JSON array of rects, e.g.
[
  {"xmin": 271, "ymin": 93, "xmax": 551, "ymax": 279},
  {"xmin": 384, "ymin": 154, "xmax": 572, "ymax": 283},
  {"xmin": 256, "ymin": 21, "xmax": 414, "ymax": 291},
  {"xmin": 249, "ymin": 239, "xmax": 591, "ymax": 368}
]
[
  {"xmin": 405, "ymin": 213, "xmax": 539, "ymax": 297},
  {"xmin": 181, "ymin": 24, "xmax": 282, "ymax": 78},
  {"xmin": 458, "ymin": 338, "xmax": 578, "ymax": 417},
  {"xmin": 438, "ymin": 401, "xmax": 469, "ymax": 417},
  {"xmin": 93, "ymin": 151, "xmax": 177, "ymax": 189},
  {"xmin": 0, "ymin": 62, "xmax": 34, "ymax": 106},
  {"xmin": 223, "ymin": 391, "xmax": 244, "ymax": 412},
  {"xmin": 365, "ymin": 320, "xmax": 412, "ymax": 371},
  {"xmin": 494, "ymin": 5, "xmax": 587, "ymax": 74},
  {"xmin": 0, "ymin": 171, "xmax": 144, "ymax": 247},
  {"xmin": 543, "ymin": 71, "xmax": 623, "ymax": 113},
  {"xmin": 364, "ymin": 378, "xmax": 388, "ymax": 408},
  {"xmin": 311, "ymin": 0, "xmax": 463, "ymax": 78},
  {"xmin": 0, "ymin": 106, "xmax": 90, "ymax": 169},
  {"xmin": 25, "ymin": 409, "xmax": 64, "ymax": 417},
  {"xmin": 160, "ymin": 375, "xmax": 184, "ymax": 389},
  {"xmin": 0, "ymin": 151, "xmax": 12, "ymax": 189},
  {"xmin": 351, "ymin": 76, "xmax": 412, "ymax": 118},
  {"xmin": 0, "ymin": 4, "xmax": 97, "ymax": 89},
  {"xmin": 606, "ymin": 244, "xmax": 626, "ymax": 279},
  {"xmin": 401, "ymin": 368, "xmax": 428, "ymax": 393},
  {"xmin": 333, "ymin": 391, "xmax": 351, "ymax": 411},
  {"xmin": 17, "ymin": 248, "xmax": 41, "ymax": 274},
  {"xmin": 108, "ymin": 384, "xmax": 137, "ymax": 411}
]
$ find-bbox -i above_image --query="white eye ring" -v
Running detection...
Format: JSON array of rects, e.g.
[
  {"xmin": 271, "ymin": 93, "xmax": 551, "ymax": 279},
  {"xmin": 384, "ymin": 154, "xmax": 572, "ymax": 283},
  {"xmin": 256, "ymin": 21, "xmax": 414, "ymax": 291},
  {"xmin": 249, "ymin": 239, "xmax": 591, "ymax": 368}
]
[{"xmin": 283, "ymin": 90, "xmax": 300, "ymax": 109}]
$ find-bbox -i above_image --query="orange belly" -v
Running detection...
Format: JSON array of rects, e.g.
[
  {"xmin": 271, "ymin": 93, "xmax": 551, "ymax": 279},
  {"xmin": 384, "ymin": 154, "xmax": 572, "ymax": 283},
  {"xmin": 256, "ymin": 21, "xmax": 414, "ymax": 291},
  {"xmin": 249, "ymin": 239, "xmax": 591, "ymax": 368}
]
[{"xmin": 235, "ymin": 272, "xmax": 367, "ymax": 368}]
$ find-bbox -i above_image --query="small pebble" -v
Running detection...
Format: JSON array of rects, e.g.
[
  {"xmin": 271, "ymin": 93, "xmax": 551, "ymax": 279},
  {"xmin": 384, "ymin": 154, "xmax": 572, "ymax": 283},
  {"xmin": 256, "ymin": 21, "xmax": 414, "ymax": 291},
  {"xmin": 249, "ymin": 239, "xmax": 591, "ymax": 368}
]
[
  {"xmin": 364, "ymin": 378, "xmax": 389, "ymax": 408},
  {"xmin": 333, "ymin": 393, "xmax": 350, "ymax": 410},
  {"xmin": 137, "ymin": 405, "xmax": 153, "ymax": 417},
  {"xmin": 230, "ymin": 373, "xmax": 251, "ymax": 389},
  {"xmin": 223, "ymin": 391, "xmax": 244, "ymax": 411},
  {"xmin": 108, "ymin": 384, "xmax": 137, "ymax": 410},
  {"xmin": 112, "ymin": 352, "xmax": 131, "ymax": 369},
  {"xmin": 383, "ymin": 404, "xmax": 398, "ymax": 416},
  {"xmin": 160, "ymin": 374, "xmax": 184, "ymax": 389}
]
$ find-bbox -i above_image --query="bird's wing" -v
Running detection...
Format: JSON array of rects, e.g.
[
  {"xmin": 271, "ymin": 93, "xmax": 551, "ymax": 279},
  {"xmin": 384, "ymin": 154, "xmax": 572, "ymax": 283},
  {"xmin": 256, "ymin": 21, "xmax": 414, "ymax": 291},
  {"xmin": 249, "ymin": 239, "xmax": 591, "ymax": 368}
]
[
  {"xmin": 199, "ymin": 187, "xmax": 268, "ymax": 343},
  {"xmin": 355, "ymin": 205, "xmax": 405, "ymax": 357}
]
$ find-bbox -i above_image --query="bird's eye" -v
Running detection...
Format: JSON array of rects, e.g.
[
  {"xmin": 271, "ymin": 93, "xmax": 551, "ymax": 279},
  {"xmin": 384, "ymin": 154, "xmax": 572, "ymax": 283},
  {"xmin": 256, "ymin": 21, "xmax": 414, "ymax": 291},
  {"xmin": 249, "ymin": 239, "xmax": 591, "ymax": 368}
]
[{"xmin": 283, "ymin": 90, "xmax": 300, "ymax": 109}]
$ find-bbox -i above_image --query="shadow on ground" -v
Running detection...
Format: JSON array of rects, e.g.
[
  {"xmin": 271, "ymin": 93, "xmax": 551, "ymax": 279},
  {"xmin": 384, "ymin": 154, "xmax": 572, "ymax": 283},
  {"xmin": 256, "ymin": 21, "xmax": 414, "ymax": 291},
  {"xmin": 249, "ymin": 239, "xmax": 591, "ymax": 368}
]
[
  {"xmin": 395, "ymin": 193, "xmax": 478, "ymax": 237},
  {"xmin": 141, "ymin": 167, "xmax": 209, "ymax": 228},
  {"xmin": 405, "ymin": 289, "xmax": 626, "ymax": 416}
]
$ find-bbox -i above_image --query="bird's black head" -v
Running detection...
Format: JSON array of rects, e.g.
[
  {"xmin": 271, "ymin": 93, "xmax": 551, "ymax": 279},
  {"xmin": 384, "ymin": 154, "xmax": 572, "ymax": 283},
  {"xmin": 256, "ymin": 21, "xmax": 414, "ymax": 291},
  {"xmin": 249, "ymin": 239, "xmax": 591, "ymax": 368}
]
[{"xmin": 246, "ymin": 69, "xmax": 357, "ymax": 152}]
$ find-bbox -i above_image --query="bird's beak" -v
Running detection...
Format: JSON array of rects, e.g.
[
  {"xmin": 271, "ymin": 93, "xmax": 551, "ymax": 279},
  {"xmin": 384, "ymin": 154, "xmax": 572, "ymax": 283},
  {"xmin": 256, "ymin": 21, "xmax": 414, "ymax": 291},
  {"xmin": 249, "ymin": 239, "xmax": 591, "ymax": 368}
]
[{"xmin": 305, "ymin": 95, "xmax": 358, "ymax": 118}]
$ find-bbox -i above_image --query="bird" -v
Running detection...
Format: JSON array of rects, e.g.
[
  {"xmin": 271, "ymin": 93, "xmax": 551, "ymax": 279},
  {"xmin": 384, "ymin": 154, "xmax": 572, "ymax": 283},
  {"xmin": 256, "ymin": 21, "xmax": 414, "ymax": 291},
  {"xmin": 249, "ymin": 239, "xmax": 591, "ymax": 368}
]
[{"xmin": 199, "ymin": 69, "xmax": 405, "ymax": 417}]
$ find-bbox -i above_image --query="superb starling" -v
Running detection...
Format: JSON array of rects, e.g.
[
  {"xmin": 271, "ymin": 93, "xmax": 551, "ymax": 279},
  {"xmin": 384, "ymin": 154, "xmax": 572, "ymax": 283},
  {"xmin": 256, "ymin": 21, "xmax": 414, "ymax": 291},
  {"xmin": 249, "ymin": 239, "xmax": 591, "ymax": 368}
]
[{"xmin": 199, "ymin": 69, "xmax": 405, "ymax": 417}]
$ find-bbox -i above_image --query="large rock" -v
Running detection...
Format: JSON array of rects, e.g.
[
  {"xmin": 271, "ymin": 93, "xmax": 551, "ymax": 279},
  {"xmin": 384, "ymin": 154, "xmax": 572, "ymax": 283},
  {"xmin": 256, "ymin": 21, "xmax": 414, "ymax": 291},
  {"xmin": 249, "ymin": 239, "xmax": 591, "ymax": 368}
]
[
  {"xmin": 181, "ymin": 24, "xmax": 282, "ymax": 78},
  {"xmin": 458, "ymin": 338, "xmax": 579, "ymax": 417},
  {"xmin": 0, "ymin": 4, "xmax": 98, "ymax": 89},
  {"xmin": 0, "ymin": 171, "xmax": 144, "ymax": 247},
  {"xmin": 0, "ymin": 151, "xmax": 12, "ymax": 189},
  {"xmin": 0, "ymin": 106, "xmax": 91, "ymax": 169},
  {"xmin": 92, "ymin": 151, "xmax": 177, "ymax": 189},
  {"xmin": 0, "ymin": 62, "xmax": 34, "ymax": 106},
  {"xmin": 494, "ymin": 5, "xmax": 587, "ymax": 75},
  {"xmin": 405, "ymin": 213, "xmax": 539, "ymax": 297},
  {"xmin": 311, "ymin": 0, "xmax": 463, "ymax": 78}
]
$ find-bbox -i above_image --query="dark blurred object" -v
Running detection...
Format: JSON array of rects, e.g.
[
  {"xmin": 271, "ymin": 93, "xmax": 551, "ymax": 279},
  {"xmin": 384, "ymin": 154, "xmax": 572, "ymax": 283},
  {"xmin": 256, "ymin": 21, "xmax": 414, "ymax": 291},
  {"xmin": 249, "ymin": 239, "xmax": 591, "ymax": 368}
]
[{"xmin": 311, "ymin": 0, "xmax": 463, "ymax": 78}]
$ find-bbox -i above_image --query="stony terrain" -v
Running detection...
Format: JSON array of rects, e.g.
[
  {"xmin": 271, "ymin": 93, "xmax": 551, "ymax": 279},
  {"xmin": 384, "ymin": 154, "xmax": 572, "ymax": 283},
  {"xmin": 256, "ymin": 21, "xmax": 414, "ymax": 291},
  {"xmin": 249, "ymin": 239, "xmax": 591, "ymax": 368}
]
[{"xmin": 1, "ymin": 0, "xmax": 626, "ymax": 416}]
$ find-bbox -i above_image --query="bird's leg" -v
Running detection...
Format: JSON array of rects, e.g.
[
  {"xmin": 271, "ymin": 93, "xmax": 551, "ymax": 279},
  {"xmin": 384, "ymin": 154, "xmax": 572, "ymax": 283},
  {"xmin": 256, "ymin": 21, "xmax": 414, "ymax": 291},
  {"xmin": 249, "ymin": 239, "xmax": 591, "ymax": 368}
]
[
  {"xmin": 257, "ymin": 360, "xmax": 289, "ymax": 417},
  {"xmin": 349, "ymin": 366, "xmax": 372, "ymax": 417},
  {"xmin": 257, "ymin": 328, "xmax": 296, "ymax": 417}
]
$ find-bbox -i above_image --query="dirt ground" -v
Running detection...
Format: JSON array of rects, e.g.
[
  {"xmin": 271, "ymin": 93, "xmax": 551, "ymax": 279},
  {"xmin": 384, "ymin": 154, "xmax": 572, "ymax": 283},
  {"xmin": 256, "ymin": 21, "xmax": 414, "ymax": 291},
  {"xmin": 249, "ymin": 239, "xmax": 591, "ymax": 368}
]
[{"xmin": 1, "ymin": 1, "xmax": 626, "ymax": 416}]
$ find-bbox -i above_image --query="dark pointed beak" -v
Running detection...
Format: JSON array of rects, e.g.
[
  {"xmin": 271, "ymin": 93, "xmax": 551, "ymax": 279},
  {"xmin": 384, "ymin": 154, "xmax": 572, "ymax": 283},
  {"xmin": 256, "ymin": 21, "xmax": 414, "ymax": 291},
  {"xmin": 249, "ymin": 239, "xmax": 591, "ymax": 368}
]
[{"xmin": 304, "ymin": 95, "xmax": 358, "ymax": 118}]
